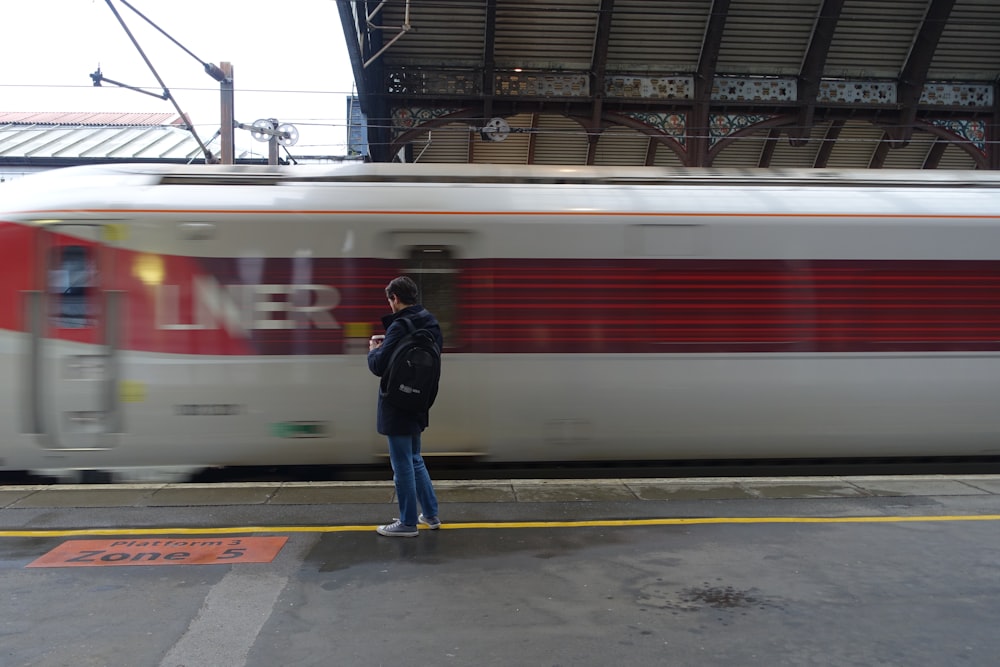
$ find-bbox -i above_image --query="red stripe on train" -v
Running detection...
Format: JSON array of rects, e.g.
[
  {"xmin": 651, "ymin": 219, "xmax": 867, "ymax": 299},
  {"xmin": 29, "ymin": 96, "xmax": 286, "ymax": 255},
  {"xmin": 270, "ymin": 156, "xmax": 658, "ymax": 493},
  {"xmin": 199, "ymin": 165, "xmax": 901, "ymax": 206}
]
[{"xmin": 1, "ymin": 230, "xmax": 999, "ymax": 355}]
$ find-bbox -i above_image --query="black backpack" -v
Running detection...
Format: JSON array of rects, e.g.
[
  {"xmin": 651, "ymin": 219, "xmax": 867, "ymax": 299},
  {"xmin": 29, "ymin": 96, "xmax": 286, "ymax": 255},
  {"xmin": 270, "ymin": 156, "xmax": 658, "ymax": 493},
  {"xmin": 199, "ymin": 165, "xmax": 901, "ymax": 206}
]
[{"xmin": 379, "ymin": 315, "xmax": 441, "ymax": 413}]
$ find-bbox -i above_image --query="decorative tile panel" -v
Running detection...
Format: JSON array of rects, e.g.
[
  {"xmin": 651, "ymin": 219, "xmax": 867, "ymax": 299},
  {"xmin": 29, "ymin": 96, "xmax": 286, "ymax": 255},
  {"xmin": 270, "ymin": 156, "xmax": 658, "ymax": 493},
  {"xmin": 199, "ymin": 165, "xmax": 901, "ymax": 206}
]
[
  {"xmin": 920, "ymin": 84, "xmax": 993, "ymax": 107},
  {"xmin": 605, "ymin": 76, "xmax": 693, "ymax": 99},
  {"xmin": 392, "ymin": 107, "xmax": 463, "ymax": 134},
  {"xmin": 709, "ymin": 113, "xmax": 779, "ymax": 146},
  {"xmin": 386, "ymin": 69, "xmax": 481, "ymax": 96},
  {"xmin": 929, "ymin": 118, "xmax": 987, "ymax": 155},
  {"xmin": 622, "ymin": 112, "xmax": 687, "ymax": 146},
  {"xmin": 495, "ymin": 72, "xmax": 589, "ymax": 97},
  {"xmin": 817, "ymin": 80, "xmax": 897, "ymax": 104},
  {"xmin": 713, "ymin": 77, "xmax": 797, "ymax": 102}
]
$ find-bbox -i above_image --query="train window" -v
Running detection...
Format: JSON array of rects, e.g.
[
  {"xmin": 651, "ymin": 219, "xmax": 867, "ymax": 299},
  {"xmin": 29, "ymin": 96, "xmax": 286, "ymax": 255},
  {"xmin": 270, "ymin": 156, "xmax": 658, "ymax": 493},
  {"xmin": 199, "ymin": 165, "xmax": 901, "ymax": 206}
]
[
  {"xmin": 407, "ymin": 246, "xmax": 457, "ymax": 346},
  {"xmin": 49, "ymin": 245, "xmax": 97, "ymax": 329}
]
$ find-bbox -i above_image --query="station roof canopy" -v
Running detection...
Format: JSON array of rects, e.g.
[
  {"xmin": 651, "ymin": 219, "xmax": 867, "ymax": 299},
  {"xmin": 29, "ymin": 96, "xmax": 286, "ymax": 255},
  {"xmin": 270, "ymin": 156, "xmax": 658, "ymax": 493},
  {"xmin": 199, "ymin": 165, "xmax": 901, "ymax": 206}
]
[
  {"xmin": 340, "ymin": 0, "xmax": 1000, "ymax": 169},
  {"xmin": 0, "ymin": 111, "xmax": 271, "ymax": 167}
]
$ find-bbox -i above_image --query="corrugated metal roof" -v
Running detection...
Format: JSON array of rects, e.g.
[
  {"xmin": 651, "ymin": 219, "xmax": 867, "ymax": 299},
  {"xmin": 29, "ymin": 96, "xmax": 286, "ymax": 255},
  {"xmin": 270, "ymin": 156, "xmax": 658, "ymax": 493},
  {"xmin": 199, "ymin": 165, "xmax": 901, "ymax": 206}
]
[
  {"xmin": 0, "ymin": 113, "xmax": 264, "ymax": 163},
  {"xmin": 533, "ymin": 114, "xmax": 590, "ymax": 165},
  {"xmin": 825, "ymin": 123, "xmax": 885, "ymax": 169},
  {"xmin": 769, "ymin": 125, "xmax": 825, "ymax": 167},
  {"xmin": 823, "ymin": 0, "xmax": 929, "ymax": 79},
  {"xmin": 0, "ymin": 111, "xmax": 181, "ymax": 126},
  {"xmin": 930, "ymin": 0, "xmax": 1000, "ymax": 80},
  {"xmin": 409, "ymin": 124, "xmax": 471, "ymax": 163},
  {"xmin": 717, "ymin": 0, "xmax": 823, "ymax": 74},
  {"xmin": 608, "ymin": 0, "xmax": 710, "ymax": 72},
  {"xmin": 494, "ymin": 0, "xmax": 599, "ymax": 69},
  {"xmin": 593, "ymin": 126, "xmax": 649, "ymax": 166},
  {"xmin": 710, "ymin": 133, "xmax": 766, "ymax": 167}
]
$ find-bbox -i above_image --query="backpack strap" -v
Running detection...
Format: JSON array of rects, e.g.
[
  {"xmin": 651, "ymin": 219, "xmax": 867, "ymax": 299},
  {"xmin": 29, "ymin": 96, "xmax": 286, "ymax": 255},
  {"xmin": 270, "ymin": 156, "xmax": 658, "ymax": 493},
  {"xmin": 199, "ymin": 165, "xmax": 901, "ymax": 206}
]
[{"xmin": 381, "ymin": 315, "xmax": 417, "ymax": 384}]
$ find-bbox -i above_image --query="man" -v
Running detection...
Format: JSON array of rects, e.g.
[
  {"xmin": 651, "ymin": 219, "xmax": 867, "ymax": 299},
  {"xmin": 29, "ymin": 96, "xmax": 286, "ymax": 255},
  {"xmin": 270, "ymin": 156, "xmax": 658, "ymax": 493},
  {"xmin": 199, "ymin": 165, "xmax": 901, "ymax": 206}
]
[{"xmin": 367, "ymin": 276, "xmax": 443, "ymax": 537}]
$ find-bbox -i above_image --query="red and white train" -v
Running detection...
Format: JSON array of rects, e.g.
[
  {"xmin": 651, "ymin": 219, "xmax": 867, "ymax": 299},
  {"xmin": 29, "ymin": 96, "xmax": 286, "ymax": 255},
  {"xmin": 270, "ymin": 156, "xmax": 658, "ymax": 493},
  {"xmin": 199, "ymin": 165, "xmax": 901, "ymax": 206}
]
[{"xmin": 2, "ymin": 163, "xmax": 1000, "ymax": 481}]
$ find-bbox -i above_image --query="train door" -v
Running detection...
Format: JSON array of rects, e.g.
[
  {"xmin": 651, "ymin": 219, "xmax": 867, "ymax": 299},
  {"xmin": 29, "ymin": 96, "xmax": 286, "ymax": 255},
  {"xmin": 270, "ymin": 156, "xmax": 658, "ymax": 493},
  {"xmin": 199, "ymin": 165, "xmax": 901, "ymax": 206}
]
[
  {"xmin": 27, "ymin": 224, "xmax": 122, "ymax": 449},
  {"xmin": 397, "ymin": 242, "xmax": 485, "ymax": 458}
]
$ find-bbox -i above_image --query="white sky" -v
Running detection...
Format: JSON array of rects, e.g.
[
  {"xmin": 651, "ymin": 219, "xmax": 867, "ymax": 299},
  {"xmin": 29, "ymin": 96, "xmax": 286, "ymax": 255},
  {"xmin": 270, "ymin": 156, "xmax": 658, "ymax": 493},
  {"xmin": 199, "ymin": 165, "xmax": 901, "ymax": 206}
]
[{"xmin": 2, "ymin": 0, "xmax": 357, "ymax": 157}]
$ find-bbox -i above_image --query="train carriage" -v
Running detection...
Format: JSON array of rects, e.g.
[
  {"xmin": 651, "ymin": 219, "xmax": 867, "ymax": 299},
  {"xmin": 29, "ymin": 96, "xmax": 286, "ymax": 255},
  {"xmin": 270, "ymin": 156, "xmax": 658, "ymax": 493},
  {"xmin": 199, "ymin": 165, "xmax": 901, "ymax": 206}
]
[{"xmin": 2, "ymin": 163, "xmax": 1000, "ymax": 480}]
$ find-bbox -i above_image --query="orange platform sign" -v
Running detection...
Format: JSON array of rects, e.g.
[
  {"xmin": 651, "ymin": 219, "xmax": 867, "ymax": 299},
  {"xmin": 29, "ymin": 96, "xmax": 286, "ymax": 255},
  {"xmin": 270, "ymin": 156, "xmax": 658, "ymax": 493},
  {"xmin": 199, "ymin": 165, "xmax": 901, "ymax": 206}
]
[{"xmin": 27, "ymin": 536, "xmax": 288, "ymax": 568}]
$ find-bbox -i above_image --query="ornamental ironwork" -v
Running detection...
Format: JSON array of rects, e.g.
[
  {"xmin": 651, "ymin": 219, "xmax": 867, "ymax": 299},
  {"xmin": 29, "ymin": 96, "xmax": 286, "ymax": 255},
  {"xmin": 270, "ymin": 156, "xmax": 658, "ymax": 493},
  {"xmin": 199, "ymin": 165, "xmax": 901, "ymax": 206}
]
[
  {"xmin": 621, "ymin": 112, "xmax": 687, "ymax": 146},
  {"xmin": 929, "ymin": 118, "xmax": 987, "ymax": 154},
  {"xmin": 708, "ymin": 113, "xmax": 780, "ymax": 145},
  {"xmin": 713, "ymin": 77, "xmax": 796, "ymax": 102},
  {"xmin": 817, "ymin": 80, "xmax": 896, "ymax": 104},
  {"xmin": 605, "ymin": 76, "xmax": 693, "ymax": 100},
  {"xmin": 392, "ymin": 107, "xmax": 463, "ymax": 135},
  {"xmin": 494, "ymin": 72, "xmax": 589, "ymax": 97},
  {"xmin": 920, "ymin": 84, "xmax": 993, "ymax": 108},
  {"xmin": 387, "ymin": 69, "xmax": 481, "ymax": 96}
]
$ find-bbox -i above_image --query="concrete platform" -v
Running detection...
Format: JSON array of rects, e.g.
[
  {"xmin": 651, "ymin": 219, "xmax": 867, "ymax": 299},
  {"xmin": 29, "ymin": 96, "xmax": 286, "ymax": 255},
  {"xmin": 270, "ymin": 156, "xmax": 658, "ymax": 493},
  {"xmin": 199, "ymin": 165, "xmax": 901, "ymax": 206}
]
[
  {"xmin": 4, "ymin": 474, "xmax": 999, "ymax": 511},
  {"xmin": 2, "ymin": 475, "xmax": 1000, "ymax": 666}
]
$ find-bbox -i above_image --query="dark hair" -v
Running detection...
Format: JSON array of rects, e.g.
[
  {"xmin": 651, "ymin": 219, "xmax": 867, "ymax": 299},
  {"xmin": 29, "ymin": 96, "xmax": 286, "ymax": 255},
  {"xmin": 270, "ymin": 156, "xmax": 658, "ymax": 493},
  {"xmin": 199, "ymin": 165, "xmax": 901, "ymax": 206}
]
[{"xmin": 385, "ymin": 276, "xmax": 419, "ymax": 305}]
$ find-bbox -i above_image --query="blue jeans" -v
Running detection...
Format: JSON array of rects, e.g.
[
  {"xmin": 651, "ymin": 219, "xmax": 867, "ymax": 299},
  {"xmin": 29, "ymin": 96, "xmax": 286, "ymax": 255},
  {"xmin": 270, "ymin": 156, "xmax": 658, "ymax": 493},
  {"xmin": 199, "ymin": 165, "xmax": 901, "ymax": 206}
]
[{"xmin": 387, "ymin": 433, "xmax": 438, "ymax": 526}]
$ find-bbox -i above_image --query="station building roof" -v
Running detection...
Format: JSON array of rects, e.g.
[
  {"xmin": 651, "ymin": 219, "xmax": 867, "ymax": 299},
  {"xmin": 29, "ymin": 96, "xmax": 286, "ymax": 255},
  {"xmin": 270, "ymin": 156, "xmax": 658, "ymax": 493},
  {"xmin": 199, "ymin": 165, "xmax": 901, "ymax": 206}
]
[
  {"xmin": 0, "ymin": 111, "xmax": 268, "ymax": 179},
  {"xmin": 340, "ymin": 0, "xmax": 1000, "ymax": 169}
]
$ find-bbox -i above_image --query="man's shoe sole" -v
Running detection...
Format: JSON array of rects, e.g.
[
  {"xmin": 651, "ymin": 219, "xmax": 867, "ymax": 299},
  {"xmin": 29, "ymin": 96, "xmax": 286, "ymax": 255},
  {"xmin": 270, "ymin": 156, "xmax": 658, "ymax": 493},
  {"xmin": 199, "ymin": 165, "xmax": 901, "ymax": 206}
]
[{"xmin": 376, "ymin": 527, "xmax": 419, "ymax": 537}]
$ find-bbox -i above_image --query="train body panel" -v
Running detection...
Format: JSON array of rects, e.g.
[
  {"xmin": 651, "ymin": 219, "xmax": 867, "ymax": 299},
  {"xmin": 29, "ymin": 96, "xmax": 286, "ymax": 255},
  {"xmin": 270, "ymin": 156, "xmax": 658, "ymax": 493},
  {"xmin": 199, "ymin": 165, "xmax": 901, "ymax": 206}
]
[
  {"xmin": 3, "ymin": 344, "xmax": 998, "ymax": 472},
  {"xmin": 2, "ymin": 163, "xmax": 1000, "ymax": 478}
]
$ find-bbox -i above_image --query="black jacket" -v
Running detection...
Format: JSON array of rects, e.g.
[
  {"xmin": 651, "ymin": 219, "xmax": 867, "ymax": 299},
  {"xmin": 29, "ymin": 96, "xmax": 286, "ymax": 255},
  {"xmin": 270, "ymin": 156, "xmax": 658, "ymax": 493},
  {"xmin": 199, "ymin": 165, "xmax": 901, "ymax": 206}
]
[{"xmin": 367, "ymin": 304, "xmax": 443, "ymax": 435}]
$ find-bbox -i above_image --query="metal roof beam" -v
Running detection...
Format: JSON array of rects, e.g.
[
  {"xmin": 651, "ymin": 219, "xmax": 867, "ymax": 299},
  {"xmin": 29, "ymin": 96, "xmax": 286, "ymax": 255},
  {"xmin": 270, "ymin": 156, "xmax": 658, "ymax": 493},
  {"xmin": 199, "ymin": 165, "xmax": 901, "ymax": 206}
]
[
  {"xmin": 869, "ymin": 132, "xmax": 891, "ymax": 168},
  {"xmin": 585, "ymin": 127, "xmax": 599, "ymax": 165},
  {"xmin": 696, "ymin": 0, "xmax": 728, "ymax": 102},
  {"xmin": 644, "ymin": 136, "xmax": 657, "ymax": 166},
  {"xmin": 361, "ymin": 0, "xmax": 412, "ymax": 69},
  {"xmin": 758, "ymin": 128, "xmax": 782, "ymax": 168},
  {"xmin": 359, "ymin": 0, "xmax": 392, "ymax": 162},
  {"xmin": 589, "ymin": 0, "xmax": 614, "ymax": 127},
  {"xmin": 993, "ymin": 89, "xmax": 1000, "ymax": 170},
  {"xmin": 922, "ymin": 136, "xmax": 947, "ymax": 169},
  {"xmin": 526, "ymin": 113, "xmax": 539, "ymax": 164},
  {"xmin": 891, "ymin": 0, "xmax": 957, "ymax": 147},
  {"xmin": 791, "ymin": 0, "xmax": 845, "ymax": 147},
  {"xmin": 482, "ymin": 0, "xmax": 498, "ymax": 121},
  {"xmin": 813, "ymin": 119, "xmax": 844, "ymax": 168},
  {"xmin": 584, "ymin": 0, "xmax": 614, "ymax": 166},
  {"xmin": 338, "ymin": 0, "xmax": 369, "ymax": 107},
  {"xmin": 689, "ymin": 0, "xmax": 730, "ymax": 166}
]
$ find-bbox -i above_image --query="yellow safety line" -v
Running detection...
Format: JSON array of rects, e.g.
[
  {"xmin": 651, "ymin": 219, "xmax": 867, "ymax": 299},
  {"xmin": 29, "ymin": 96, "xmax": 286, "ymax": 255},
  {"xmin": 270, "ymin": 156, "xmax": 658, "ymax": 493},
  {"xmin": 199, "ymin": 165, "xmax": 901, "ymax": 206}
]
[{"xmin": 3, "ymin": 514, "xmax": 1000, "ymax": 538}]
